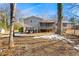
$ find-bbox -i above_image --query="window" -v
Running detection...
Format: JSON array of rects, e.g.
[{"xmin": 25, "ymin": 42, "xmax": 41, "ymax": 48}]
[
  {"xmin": 31, "ymin": 20, "xmax": 32, "ymax": 23},
  {"xmin": 63, "ymin": 23, "xmax": 67, "ymax": 27}
]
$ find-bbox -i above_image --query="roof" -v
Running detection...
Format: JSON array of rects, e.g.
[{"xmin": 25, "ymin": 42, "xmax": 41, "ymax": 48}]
[
  {"xmin": 25, "ymin": 24, "xmax": 33, "ymax": 27},
  {"xmin": 62, "ymin": 21, "xmax": 73, "ymax": 24},
  {"xmin": 40, "ymin": 20, "xmax": 55, "ymax": 23},
  {"xmin": 24, "ymin": 16, "xmax": 43, "ymax": 21}
]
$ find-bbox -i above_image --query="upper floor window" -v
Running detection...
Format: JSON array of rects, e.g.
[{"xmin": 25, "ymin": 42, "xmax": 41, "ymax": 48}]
[{"xmin": 31, "ymin": 20, "xmax": 32, "ymax": 23}]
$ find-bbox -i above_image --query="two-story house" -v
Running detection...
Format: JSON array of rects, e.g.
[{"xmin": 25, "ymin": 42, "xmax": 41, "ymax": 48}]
[
  {"xmin": 23, "ymin": 16, "xmax": 55, "ymax": 33},
  {"xmin": 23, "ymin": 16, "xmax": 43, "ymax": 33}
]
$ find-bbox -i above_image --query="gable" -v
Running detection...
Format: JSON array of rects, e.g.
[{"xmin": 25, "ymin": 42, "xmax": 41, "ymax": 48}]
[{"xmin": 24, "ymin": 16, "xmax": 43, "ymax": 21}]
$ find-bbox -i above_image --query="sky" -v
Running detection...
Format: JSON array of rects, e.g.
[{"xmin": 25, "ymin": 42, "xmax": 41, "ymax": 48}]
[
  {"xmin": 16, "ymin": 3, "xmax": 79, "ymax": 20},
  {"xmin": 16, "ymin": 3, "xmax": 57, "ymax": 20},
  {"xmin": 0, "ymin": 3, "xmax": 79, "ymax": 20}
]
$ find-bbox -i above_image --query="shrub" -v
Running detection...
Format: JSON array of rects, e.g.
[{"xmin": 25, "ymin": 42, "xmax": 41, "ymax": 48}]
[
  {"xmin": 14, "ymin": 22, "xmax": 22, "ymax": 30},
  {"xmin": 19, "ymin": 27, "xmax": 23, "ymax": 32}
]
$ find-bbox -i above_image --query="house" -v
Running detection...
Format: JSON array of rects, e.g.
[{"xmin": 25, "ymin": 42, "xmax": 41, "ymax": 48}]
[
  {"xmin": 23, "ymin": 16, "xmax": 55, "ymax": 33},
  {"xmin": 62, "ymin": 21, "xmax": 73, "ymax": 30},
  {"xmin": 23, "ymin": 16, "xmax": 43, "ymax": 33},
  {"xmin": 73, "ymin": 24, "xmax": 79, "ymax": 30},
  {"xmin": 62, "ymin": 21, "xmax": 74, "ymax": 33},
  {"xmin": 55, "ymin": 21, "xmax": 74, "ymax": 33},
  {"xmin": 23, "ymin": 16, "xmax": 74, "ymax": 33}
]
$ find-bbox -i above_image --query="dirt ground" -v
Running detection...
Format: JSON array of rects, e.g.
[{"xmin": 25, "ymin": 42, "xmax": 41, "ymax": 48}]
[{"xmin": 0, "ymin": 34, "xmax": 79, "ymax": 56}]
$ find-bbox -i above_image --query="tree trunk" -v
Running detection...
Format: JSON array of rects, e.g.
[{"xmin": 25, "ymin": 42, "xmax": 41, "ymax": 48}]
[
  {"xmin": 74, "ymin": 23, "xmax": 76, "ymax": 35},
  {"xmin": 9, "ymin": 3, "xmax": 16, "ymax": 48},
  {"xmin": 4, "ymin": 18, "xmax": 7, "ymax": 33},
  {"xmin": 56, "ymin": 3, "xmax": 63, "ymax": 35}
]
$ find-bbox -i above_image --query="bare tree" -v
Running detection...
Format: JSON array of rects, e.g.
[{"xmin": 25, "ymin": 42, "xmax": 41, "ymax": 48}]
[
  {"xmin": 0, "ymin": 4, "xmax": 10, "ymax": 33},
  {"xmin": 9, "ymin": 3, "xmax": 16, "ymax": 48},
  {"xmin": 56, "ymin": 3, "xmax": 63, "ymax": 35}
]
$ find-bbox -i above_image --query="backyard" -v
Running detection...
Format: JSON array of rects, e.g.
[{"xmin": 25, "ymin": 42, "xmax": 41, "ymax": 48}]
[
  {"xmin": 0, "ymin": 32, "xmax": 79, "ymax": 56},
  {"xmin": 0, "ymin": 3, "xmax": 79, "ymax": 56}
]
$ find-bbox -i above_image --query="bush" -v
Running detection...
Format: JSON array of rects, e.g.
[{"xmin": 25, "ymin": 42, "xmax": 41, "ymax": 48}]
[
  {"xmin": 19, "ymin": 27, "xmax": 23, "ymax": 32},
  {"xmin": 14, "ymin": 22, "xmax": 22, "ymax": 30}
]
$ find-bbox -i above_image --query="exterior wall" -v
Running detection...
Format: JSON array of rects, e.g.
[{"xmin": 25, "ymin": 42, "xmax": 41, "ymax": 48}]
[
  {"xmin": 62, "ymin": 23, "xmax": 73, "ymax": 33},
  {"xmin": 24, "ymin": 16, "xmax": 43, "ymax": 32},
  {"xmin": 63, "ymin": 23, "xmax": 73, "ymax": 29},
  {"xmin": 75, "ymin": 25, "xmax": 79, "ymax": 29}
]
